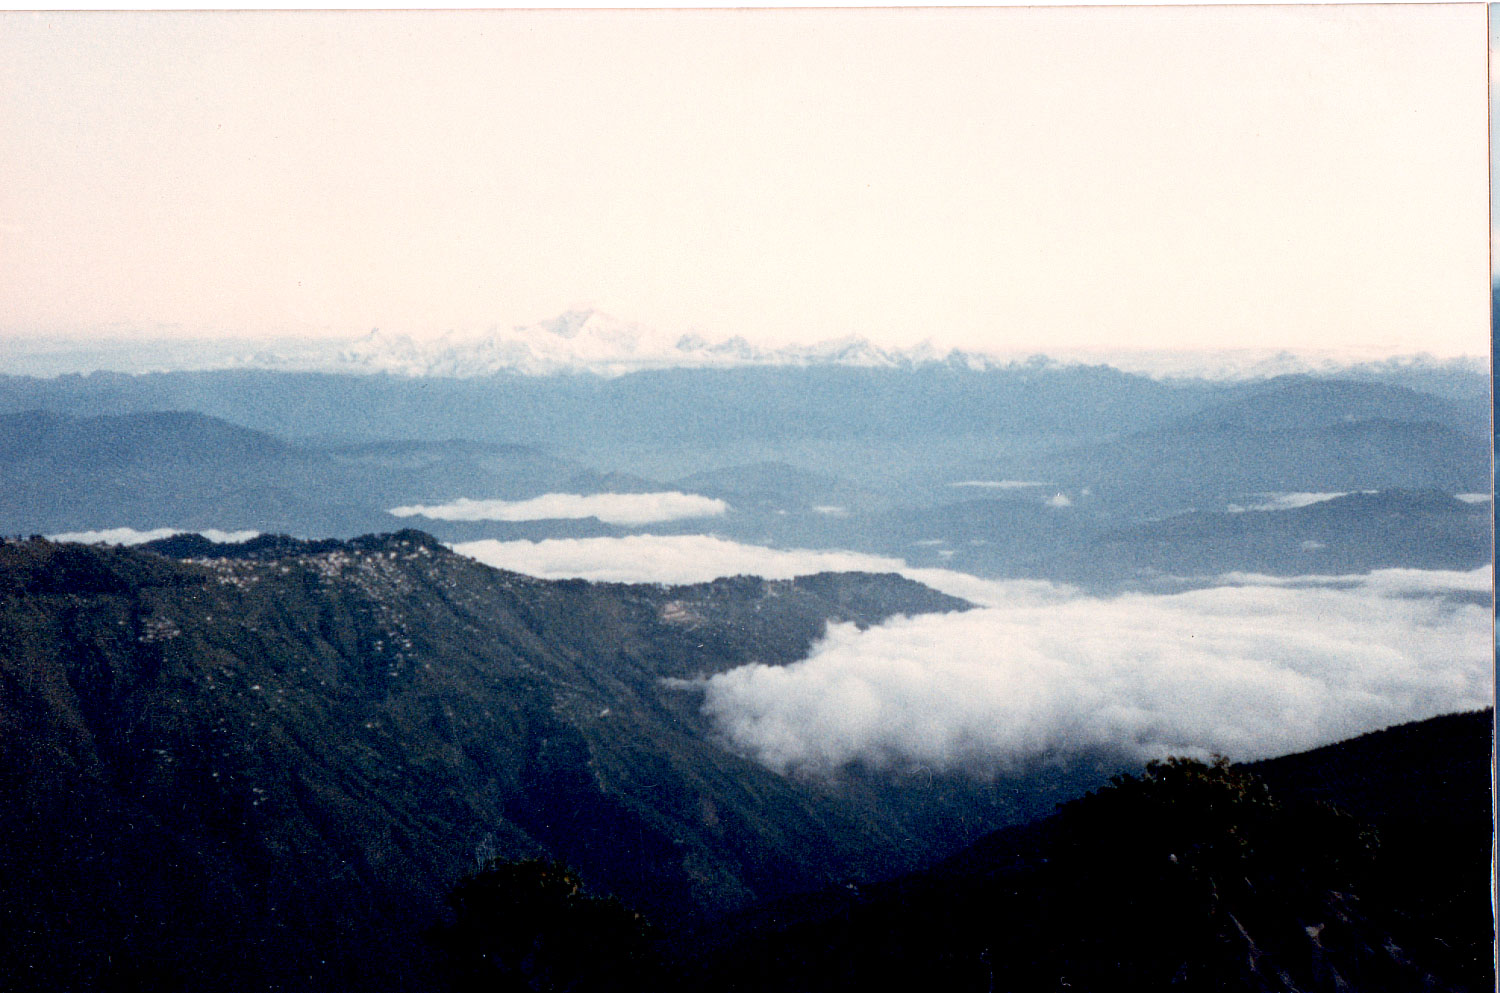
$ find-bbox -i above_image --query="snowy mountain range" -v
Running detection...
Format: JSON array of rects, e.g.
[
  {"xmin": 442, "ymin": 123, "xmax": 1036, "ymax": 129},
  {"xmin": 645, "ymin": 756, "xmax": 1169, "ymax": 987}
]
[
  {"xmin": 321, "ymin": 310, "xmax": 1490, "ymax": 381},
  {"xmin": 335, "ymin": 309, "xmax": 958, "ymax": 377},
  {"xmin": 2, "ymin": 309, "xmax": 1485, "ymax": 382}
]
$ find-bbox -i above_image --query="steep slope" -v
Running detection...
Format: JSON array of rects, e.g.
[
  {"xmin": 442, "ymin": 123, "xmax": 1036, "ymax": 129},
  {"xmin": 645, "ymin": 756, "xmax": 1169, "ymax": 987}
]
[
  {"xmin": 687, "ymin": 710, "xmax": 1493, "ymax": 993},
  {"xmin": 1248, "ymin": 708, "xmax": 1495, "ymax": 988},
  {"xmin": 0, "ymin": 533, "xmax": 975, "ymax": 992}
]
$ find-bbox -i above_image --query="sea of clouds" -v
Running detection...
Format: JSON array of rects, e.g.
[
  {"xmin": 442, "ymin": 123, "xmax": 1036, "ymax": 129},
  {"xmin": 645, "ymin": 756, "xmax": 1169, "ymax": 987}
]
[
  {"xmin": 390, "ymin": 492, "xmax": 728, "ymax": 526},
  {"xmin": 453, "ymin": 534, "xmax": 1492, "ymax": 774},
  {"xmin": 698, "ymin": 568, "xmax": 1491, "ymax": 774}
]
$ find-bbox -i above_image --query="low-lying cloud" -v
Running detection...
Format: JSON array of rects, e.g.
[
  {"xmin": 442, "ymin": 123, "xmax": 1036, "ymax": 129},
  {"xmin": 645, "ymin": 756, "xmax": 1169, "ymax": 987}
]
[
  {"xmin": 1226, "ymin": 492, "xmax": 1365, "ymax": 513},
  {"xmin": 48, "ymin": 527, "xmax": 260, "ymax": 545},
  {"xmin": 447, "ymin": 532, "xmax": 1491, "ymax": 773},
  {"xmin": 697, "ymin": 566, "xmax": 1492, "ymax": 774},
  {"xmin": 390, "ymin": 492, "xmax": 728, "ymax": 526},
  {"xmin": 453, "ymin": 534, "xmax": 909, "ymax": 584}
]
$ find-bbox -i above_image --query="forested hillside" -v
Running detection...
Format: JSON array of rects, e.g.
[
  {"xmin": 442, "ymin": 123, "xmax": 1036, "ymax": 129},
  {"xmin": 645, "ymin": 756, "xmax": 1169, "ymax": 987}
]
[
  {"xmin": 683, "ymin": 711, "xmax": 1494, "ymax": 993},
  {"xmin": 0, "ymin": 538, "xmax": 1489, "ymax": 992},
  {"xmin": 0, "ymin": 532, "xmax": 1000, "ymax": 991}
]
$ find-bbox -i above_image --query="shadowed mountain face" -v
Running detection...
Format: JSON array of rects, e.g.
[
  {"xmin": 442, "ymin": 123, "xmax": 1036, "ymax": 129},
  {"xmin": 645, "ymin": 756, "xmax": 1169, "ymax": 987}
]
[
  {"xmin": 0, "ymin": 532, "xmax": 1024, "ymax": 992},
  {"xmin": 0, "ymin": 534, "xmax": 1489, "ymax": 992},
  {"xmin": 685, "ymin": 710, "xmax": 1494, "ymax": 993}
]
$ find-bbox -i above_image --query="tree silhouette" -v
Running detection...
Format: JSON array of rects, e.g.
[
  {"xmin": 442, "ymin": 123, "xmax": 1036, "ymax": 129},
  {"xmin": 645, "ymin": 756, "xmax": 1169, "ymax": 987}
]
[{"xmin": 433, "ymin": 859, "xmax": 656, "ymax": 993}]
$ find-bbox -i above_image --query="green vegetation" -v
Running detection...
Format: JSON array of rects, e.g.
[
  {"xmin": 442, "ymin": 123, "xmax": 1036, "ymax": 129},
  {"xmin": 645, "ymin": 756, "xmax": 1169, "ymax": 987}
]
[{"xmin": 0, "ymin": 532, "xmax": 983, "ymax": 992}]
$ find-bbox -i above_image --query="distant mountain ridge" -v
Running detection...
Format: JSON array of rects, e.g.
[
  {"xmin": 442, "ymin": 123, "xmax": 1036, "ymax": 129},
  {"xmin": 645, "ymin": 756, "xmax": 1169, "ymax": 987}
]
[
  {"xmin": 0, "ymin": 410, "xmax": 594, "ymax": 537},
  {"xmin": 1, "ymin": 367, "xmax": 1487, "ymax": 584},
  {"xmin": 0, "ymin": 408, "xmax": 288, "ymax": 462}
]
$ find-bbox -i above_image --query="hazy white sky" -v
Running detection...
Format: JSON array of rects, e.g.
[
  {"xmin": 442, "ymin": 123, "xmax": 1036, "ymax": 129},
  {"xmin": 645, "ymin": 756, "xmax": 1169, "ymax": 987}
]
[{"xmin": 0, "ymin": 6, "xmax": 1489, "ymax": 356}]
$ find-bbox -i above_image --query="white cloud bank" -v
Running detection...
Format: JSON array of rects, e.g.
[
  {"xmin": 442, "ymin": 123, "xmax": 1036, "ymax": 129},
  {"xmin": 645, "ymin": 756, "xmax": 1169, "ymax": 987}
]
[
  {"xmin": 453, "ymin": 534, "xmax": 909, "ymax": 584},
  {"xmin": 390, "ymin": 492, "xmax": 728, "ymax": 526},
  {"xmin": 1226, "ymin": 492, "xmax": 1367, "ymax": 513},
  {"xmin": 448, "ymin": 533, "xmax": 1491, "ymax": 773},
  {"xmin": 48, "ymin": 527, "xmax": 261, "ymax": 545},
  {"xmin": 698, "ymin": 566, "xmax": 1492, "ymax": 774}
]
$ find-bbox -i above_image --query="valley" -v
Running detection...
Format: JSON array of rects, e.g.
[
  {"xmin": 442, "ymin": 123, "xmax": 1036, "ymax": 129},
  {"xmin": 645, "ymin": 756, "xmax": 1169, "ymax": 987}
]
[
  {"xmin": 0, "ymin": 358, "xmax": 1489, "ymax": 992},
  {"xmin": 0, "ymin": 364, "xmax": 1489, "ymax": 588},
  {"xmin": 4, "ymin": 11, "xmax": 1490, "ymax": 989}
]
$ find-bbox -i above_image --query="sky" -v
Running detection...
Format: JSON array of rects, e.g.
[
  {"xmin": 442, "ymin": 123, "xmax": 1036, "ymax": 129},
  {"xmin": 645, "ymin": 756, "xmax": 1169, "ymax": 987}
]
[
  {"xmin": 1491, "ymin": 3, "xmax": 1500, "ymax": 289},
  {"xmin": 0, "ymin": 6, "xmax": 1489, "ymax": 358}
]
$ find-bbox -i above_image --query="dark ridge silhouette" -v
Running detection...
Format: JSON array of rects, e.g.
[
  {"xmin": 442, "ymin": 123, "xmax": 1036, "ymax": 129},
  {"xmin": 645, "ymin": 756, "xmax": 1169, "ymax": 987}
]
[{"xmin": 680, "ymin": 710, "xmax": 1494, "ymax": 993}]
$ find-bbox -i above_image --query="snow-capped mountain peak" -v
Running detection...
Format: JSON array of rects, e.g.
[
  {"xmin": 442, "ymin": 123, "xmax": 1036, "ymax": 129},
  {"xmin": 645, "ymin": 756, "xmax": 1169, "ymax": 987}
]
[
  {"xmin": 305, "ymin": 312, "xmax": 1490, "ymax": 382},
  {"xmin": 334, "ymin": 311, "xmax": 952, "ymax": 377}
]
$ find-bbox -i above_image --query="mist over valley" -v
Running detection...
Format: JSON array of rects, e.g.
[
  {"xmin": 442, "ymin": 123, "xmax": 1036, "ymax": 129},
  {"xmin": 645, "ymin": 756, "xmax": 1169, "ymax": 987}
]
[
  {"xmin": 1, "ymin": 337, "xmax": 1490, "ymax": 993},
  {"xmin": 4, "ymin": 6, "xmax": 1492, "ymax": 987}
]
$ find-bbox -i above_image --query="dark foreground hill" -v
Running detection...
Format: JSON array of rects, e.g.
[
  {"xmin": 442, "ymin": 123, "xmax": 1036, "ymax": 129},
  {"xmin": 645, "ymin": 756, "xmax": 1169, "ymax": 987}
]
[
  {"xmin": 684, "ymin": 709, "xmax": 1494, "ymax": 993},
  {"xmin": 0, "ymin": 532, "xmax": 1003, "ymax": 992},
  {"xmin": 0, "ymin": 534, "xmax": 1489, "ymax": 993}
]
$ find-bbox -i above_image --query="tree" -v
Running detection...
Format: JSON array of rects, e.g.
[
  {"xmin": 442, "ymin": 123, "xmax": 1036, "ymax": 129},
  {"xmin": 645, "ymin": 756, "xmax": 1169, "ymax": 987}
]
[{"xmin": 433, "ymin": 859, "xmax": 656, "ymax": 993}]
